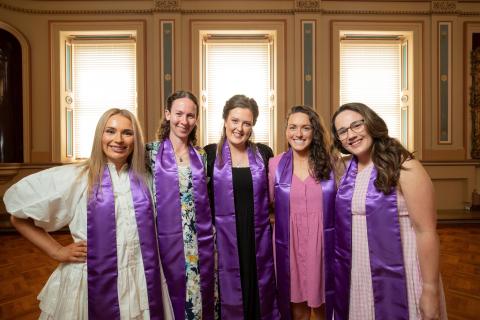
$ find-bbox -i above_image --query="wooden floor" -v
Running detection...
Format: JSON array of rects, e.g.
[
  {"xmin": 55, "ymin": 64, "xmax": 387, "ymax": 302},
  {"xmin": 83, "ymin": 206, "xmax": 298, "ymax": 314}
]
[{"xmin": 0, "ymin": 225, "xmax": 479, "ymax": 319}]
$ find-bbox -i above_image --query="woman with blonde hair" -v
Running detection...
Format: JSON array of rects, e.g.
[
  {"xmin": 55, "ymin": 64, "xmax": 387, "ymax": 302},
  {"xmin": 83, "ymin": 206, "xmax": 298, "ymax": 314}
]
[
  {"xmin": 4, "ymin": 108, "xmax": 166, "ymax": 319},
  {"xmin": 146, "ymin": 90, "xmax": 216, "ymax": 320}
]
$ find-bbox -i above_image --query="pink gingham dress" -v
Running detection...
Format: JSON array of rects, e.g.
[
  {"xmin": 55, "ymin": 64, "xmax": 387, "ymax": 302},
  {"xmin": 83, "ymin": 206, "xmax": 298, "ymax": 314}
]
[{"xmin": 349, "ymin": 163, "xmax": 447, "ymax": 319}]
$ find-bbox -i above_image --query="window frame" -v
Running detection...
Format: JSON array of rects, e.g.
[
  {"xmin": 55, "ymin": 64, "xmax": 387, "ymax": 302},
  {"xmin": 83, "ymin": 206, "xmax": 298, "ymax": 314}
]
[
  {"xmin": 50, "ymin": 21, "xmax": 146, "ymax": 163},
  {"xmin": 331, "ymin": 22, "xmax": 422, "ymax": 155},
  {"xmin": 339, "ymin": 39, "xmax": 403, "ymax": 144},
  {"xmin": 190, "ymin": 21, "xmax": 286, "ymax": 153},
  {"xmin": 200, "ymin": 33, "xmax": 275, "ymax": 147}
]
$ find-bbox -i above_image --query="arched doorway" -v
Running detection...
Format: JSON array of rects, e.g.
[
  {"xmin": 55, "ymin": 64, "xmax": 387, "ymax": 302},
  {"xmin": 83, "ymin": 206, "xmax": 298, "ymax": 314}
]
[{"xmin": 0, "ymin": 28, "xmax": 23, "ymax": 163}]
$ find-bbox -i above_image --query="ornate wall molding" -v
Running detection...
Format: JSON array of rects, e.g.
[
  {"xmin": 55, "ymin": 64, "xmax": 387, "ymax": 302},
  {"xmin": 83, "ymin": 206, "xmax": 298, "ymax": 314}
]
[
  {"xmin": 0, "ymin": 0, "xmax": 478, "ymax": 15},
  {"xmin": 431, "ymin": 1, "xmax": 457, "ymax": 14},
  {"xmin": 438, "ymin": 21, "xmax": 452, "ymax": 144},
  {"xmin": 296, "ymin": 1, "xmax": 320, "ymax": 9},
  {"xmin": 155, "ymin": 0, "xmax": 178, "ymax": 9},
  {"xmin": 470, "ymin": 47, "xmax": 480, "ymax": 159},
  {"xmin": 322, "ymin": 9, "xmax": 430, "ymax": 15},
  {"xmin": 154, "ymin": 0, "xmax": 180, "ymax": 11}
]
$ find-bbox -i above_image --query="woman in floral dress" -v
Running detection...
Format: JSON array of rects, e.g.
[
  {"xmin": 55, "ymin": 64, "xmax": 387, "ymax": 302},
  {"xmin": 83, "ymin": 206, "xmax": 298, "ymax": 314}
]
[{"xmin": 146, "ymin": 90, "xmax": 216, "ymax": 320}]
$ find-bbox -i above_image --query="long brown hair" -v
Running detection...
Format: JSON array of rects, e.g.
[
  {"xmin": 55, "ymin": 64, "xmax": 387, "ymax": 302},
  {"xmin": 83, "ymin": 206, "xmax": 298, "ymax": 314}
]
[
  {"xmin": 331, "ymin": 102, "xmax": 414, "ymax": 194},
  {"xmin": 156, "ymin": 90, "xmax": 199, "ymax": 145},
  {"xmin": 287, "ymin": 105, "xmax": 333, "ymax": 182},
  {"xmin": 216, "ymin": 94, "xmax": 259, "ymax": 160},
  {"xmin": 81, "ymin": 108, "xmax": 146, "ymax": 195}
]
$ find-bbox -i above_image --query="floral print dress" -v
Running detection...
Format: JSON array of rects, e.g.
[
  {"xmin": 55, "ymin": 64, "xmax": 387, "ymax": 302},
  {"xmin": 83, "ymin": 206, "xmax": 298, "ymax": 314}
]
[
  {"xmin": 178, "ymin": 163, "xmax": 203, "ymax": 319},
  {"xmin": 146, "ymin": 142, "xmax": 206, "ymax": 319}
]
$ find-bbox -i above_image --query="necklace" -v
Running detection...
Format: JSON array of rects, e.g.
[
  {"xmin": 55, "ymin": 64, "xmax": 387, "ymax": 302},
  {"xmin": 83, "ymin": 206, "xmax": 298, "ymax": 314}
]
[
  {"xmin": 232, "ymin": 153, "xmax": 248, "ymax": 168},
  {"xmin": 174, "ymin": 149, "xmax": 188, "ymax": 163}
]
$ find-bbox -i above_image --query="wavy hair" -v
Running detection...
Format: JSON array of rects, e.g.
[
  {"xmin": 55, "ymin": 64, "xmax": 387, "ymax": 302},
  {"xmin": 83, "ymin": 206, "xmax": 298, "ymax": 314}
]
[
  {"xmin": 331, "ymin": 102, "xmax": 414, "ymax": 194},
  {"xmin": 216, "ymin": 94, "xmax": 259, "ymax": 160},
  {"xmin": 156, "ymin": 90, "xmax": 199, "ymax": 145},
  {"xmin": 80, "ymin": 108, "xmax": 146, "ymax": 195},
  {"xmin": 287, "ymin": 105, "xmax": 333, "ymax": 182}
]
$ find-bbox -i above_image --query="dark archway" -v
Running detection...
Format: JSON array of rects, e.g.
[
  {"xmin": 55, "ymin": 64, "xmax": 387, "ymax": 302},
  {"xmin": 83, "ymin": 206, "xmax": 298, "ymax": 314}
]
[{"xmin": 0, "ymin": 28, "xmax": 23, "ymax": 163}]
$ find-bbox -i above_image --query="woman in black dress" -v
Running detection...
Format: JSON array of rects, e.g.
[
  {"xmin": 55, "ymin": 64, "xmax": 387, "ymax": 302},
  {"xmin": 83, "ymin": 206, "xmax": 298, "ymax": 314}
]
[{"xmin": 205, "ymin": 94, "xmax": 279, "ymax": 320}]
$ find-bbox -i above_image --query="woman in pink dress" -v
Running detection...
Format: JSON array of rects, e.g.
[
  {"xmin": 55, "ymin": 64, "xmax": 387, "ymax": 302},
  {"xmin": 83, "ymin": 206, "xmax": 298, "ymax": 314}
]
[
  {"xmin": 269, "ymin": 105, "xmax": 337, "ymax": 320},
  {"xmin": 331, "ymin": 102, "xmax": 447, "ymax": 320}
]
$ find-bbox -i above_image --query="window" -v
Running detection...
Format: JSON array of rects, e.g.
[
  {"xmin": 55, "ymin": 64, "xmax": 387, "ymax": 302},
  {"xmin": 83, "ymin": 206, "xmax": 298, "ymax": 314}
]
[
  {"xmin": 340, "ymin": 39, "xmax": 404, "ymax": 143},
  {"xmin": 200, "ymin": 33, "xmax": 275, "ymax": 147},
  {"xmin": 51, "ymin": 22, "xmax": 145, "ymax": 162},
  {"xmin": 332, "ymin": 24, "xmax": 419, "ymax": 152},
  {"xmin": 70, "ymin": 39, "xmax": 137, "ymax": 158}
]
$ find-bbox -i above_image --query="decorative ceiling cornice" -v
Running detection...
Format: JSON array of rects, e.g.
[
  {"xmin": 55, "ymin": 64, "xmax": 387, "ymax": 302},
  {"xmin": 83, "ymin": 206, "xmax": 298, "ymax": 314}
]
[
  {"xmin": 154, "ymin": 0, "xmax": 180, "ymax": 11},
  {"xmin": 295, "ymin": 0, "xmax": 321, "ymax": 9},
  {"xmin": 0, "ymin": 0, "xmax": 478, "ymax": 16},
  {"xmin": 431, "ymin": 0, "xmax": 458, "ymax": 14}
]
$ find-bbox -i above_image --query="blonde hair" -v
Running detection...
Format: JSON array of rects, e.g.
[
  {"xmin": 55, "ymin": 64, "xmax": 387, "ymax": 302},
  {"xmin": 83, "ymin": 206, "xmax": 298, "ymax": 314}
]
[{"xmin": 80, "ymin": 108, "xmax": 146, "ymax": 195}]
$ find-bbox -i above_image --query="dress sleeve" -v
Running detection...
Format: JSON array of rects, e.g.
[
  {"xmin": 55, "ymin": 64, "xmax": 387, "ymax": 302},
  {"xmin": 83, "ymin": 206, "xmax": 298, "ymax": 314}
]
[
  {"xmin": 257, "ymin": 143, "xmax": 274, "ymax": 173},
  {"xmin": 145, "ymin": 141, "xmax": 158, "ymax": 173},
  {"xmin": 3, "ymin": 164, "xmax": 87, "ymax": 232}
]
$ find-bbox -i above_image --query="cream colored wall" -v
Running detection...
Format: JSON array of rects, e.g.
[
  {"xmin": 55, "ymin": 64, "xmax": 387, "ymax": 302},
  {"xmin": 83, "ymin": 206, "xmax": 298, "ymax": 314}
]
[{"xmin": 1, "ymin": 0, "xmax": 480, "ymax": 211}]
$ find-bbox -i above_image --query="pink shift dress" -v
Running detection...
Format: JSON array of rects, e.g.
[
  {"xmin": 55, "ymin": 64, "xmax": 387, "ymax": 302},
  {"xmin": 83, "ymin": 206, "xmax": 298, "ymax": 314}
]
[
  {"xmin": 349, "ymin": 163, "xmax": 447, "ymax": 320},
  {"xmin": 269, "ymin": 154, "xmax": 325, "ymax": 308}
]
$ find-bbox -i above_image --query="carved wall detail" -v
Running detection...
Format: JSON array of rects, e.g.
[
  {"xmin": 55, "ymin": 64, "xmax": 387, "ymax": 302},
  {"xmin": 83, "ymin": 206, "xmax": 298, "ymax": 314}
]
[
  {"xmin": 432, "ymin": 1, "xmax": 457, "ymax": 14},
  {"xmin": 1, "ymin": 1, "xmax": 478, "ymax": 15},
  {"xmin": 154, "ymin": 0, "xmax": 179, "ymax": 10},
  {"xmin": 470, "ymin": 47, "xmax": 480, "ymax": 159},
  {"xmin": 296, "ymin": 1, "xmax": 320, "ymax": 9}
]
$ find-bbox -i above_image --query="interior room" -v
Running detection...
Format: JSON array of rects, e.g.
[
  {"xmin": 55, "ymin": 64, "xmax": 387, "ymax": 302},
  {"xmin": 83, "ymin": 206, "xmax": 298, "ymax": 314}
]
[{"xmin": 0, "ymin": 0, "xmax": 479, "ymax": 319}]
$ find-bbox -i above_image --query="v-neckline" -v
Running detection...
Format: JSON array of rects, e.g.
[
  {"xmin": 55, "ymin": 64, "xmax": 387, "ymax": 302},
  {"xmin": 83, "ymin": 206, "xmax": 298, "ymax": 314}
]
[{"xmin": 293, "ymin": 173, "xmax": 312, "ymax": 184}]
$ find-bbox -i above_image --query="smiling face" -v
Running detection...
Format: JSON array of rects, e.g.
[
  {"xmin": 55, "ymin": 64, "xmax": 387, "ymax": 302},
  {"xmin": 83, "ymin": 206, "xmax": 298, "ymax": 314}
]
[
  {"xmin": 224, "ymin": 107, "xmax": 254, "ymax": 148},
  {"xmin": 334, "ymin": 109, "xmax": 373, "ymax": 161},
  {"xmin": 102, "ymin": 114, "xmax": 135, "ymax": 169},
  {"xmin": 165, "ymin": 97, "xmax": 198, "ymax": 143},
  {"xmin": 286, "ymin": 112, "xmax": 313, "ymax": 155}
]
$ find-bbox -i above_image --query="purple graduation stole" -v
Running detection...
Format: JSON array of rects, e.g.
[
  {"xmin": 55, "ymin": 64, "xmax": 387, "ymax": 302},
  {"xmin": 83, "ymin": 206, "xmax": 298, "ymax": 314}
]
[
  {"xmin": 154, "ymin": 139, "xmax": 215, "ymax": 320},
  {"xmin": 273, "ymin": 149, "xmax": 336, "ymax": 320},
  {"xmin": 213, "ymin": 141, "xmax": 279, "ymax": 320},
  {"xmin": 87, "ymin": 165, "xmax": 164, "ymax": 320},
  {"xmin": 334, "ymin": 158, "xmax": 408, "ymax": 320}
]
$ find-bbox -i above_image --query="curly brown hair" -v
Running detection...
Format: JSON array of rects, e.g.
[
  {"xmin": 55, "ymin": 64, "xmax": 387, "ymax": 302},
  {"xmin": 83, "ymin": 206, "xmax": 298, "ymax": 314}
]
[
  {"xmin": 331, "ymin": 102, "xmax": 414, "ymax": 194},
  {"xmin": 287, "ymin": 105, "xmax": 333, "ymax": 182},
  {"xmin": 156, "ymin": 90, "xmax": 199, "ymax": 145}
]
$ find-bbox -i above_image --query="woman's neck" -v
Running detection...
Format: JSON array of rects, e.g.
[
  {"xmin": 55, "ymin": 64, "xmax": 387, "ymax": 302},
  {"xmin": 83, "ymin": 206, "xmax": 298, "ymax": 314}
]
[
  {"xmin": 228, "ymin": 140, "xmax": 247, "ymax": 155},
  {"xmin": 169, "ymin": 133, "xmax": 189, "ymax": 154},
  {"xmin": 292, "ymin": 149, "xmax": 311, "ymax": 180},
  {"xmin": 292, "ymin": 148, "xmax": 309, "ymax": 162},
  {"xmin": 356, "ymin": 153, "xmax": 373, "ymax": 171},
  {"xmin": 228, "ymin": 140, "xmax": 249, "ymax": 167}
]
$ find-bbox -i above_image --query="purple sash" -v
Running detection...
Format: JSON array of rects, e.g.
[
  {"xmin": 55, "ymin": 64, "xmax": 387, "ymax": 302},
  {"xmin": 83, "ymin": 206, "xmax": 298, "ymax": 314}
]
[
  {"xmin": 334, "ymin": 158, "xmax": 408, "ymax": 320},
  {"xmin": 273, "ymin": 149, "xmax": 336, "ymax": 320},
  {"xmin": 154, "ymin": 139, "xmax": 215, "ymax": 320},
  {"xmin": 213, "ymin": 141, "xmax": 279, "ymax": 320},
  {"xmin": 87, "ymin": 166, "xmax": 164, "ymax": 320}
]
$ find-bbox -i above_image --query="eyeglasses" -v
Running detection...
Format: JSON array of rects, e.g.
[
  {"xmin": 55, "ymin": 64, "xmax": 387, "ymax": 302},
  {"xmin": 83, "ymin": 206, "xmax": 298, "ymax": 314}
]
[{"xmin": 336, "ymin": 119, "xmax": 365, "ymax": 141}]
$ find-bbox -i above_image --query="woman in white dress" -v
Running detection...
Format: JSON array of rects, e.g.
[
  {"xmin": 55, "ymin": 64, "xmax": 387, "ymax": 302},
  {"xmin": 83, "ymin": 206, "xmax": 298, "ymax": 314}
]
[{"xmin": 4, "ymin": 108, "xmax": 169, "ymax": 319}]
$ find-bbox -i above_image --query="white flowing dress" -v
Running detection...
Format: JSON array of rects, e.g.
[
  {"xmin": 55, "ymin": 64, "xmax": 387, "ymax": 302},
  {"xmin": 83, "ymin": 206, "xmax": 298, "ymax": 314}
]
[{"xmin": 3, "ymin": 163, "xmax": 172, "ymax": 320}]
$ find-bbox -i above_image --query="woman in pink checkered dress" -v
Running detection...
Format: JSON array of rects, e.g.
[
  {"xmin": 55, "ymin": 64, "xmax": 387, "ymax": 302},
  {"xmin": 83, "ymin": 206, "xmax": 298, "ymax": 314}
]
[{"xmin": 331, "ymin": 103, "xmax": 447, "ymax": 320}]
